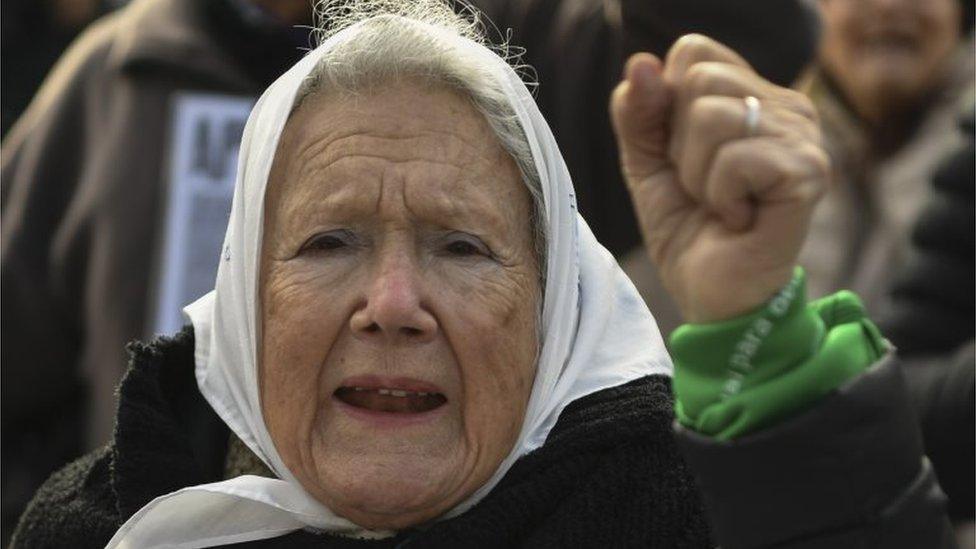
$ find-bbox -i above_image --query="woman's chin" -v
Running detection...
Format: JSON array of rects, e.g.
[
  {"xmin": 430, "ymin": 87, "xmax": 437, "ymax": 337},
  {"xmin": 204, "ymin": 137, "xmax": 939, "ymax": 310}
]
[
  {"xmin": 338, "ymin": 503, "xmax": 446, "ymax": 531},
  {"xmin": 316, "ymin": 461, "xmax": 468, "ymax": 529},
  {"xmin": 331, "ymin": 485, "xmax": 458, "ymax": 530}
]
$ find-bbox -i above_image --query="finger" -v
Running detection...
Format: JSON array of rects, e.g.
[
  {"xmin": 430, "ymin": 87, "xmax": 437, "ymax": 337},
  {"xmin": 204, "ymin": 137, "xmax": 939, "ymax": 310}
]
[
  {"xmin": 674, "ymin": 61, "xmax": 817, "ymax": 120},
  {"xmin": 669, "ymin": 62, "xmax": 818, "ymax": 174},
  {"xmin": 611, "ymin": 53, "xmax": 694, "ymax": 266},
  {"xmin": 663, "ymin": 34, "xmax": 753, "ymax": 85},
  {"xmin": 610, "ymin": 52, "xmax": 673, "ymax": 184},
  {"xmin": 703, "ymin": 136, "xmax": 830, "ymax": 232},
  {"xmin": 672, "ymin": 96, "xmax": 820, "ymax": 201}
]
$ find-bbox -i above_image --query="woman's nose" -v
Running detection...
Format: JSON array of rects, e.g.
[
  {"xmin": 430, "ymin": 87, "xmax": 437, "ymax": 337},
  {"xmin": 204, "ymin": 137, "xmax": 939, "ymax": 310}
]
[{"xmin": 350, "ymin": 258, "xmax": 438, "ymax": 344}]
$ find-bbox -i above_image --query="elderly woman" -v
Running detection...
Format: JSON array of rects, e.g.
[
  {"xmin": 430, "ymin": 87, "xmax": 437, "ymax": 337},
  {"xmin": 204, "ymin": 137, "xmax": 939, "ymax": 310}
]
[{"xmin": 10, "ymin": 1, "xmax": 954, "ymax": 547}]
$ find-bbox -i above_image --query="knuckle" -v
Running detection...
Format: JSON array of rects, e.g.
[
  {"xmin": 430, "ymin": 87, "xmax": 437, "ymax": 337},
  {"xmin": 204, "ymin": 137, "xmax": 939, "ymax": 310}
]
[
  {"xmin": 776, "ymin": 110, "xmax": 819, "ymax": 143},
  {"xmin": 786, "ymin": 90, "xmax": 818, "ymax": 121},
  {"xmin": 797, "ymin": 178, "xmax": 827, "ymax": 203},
  {"xmin": 799, "ymin": 117, "xmax": 822, "ymax": 144},
  {"xmin": 798, "ymin": 142, "xmax": 832, "ymax": 177},
  {"xmin": 811, "ymin": 121, "xmax": 827, "ymax": 148},
  {"xmin": 674, "ymin": 33, "xmax": 713, "ymax": 52},
  {"xmin": 787, "ymin": 144, "xmax": 830, "ymax": 200},
  {"xmin": 712, "ymin": 138, "xmax": 747, "ymax": 172},
  {"xmin": 670, "ymin": 33, "xmax": 718, "ymax": 63},
  {"xmin": 687, "ymin": 96, "xmax": 734, "ymax": 132},
  {"xmin": 758, "ymin": 143, "xmax": 802, "ymax": 179},
  {"xmin": 704, "ymin": 164, "xmax": 730, "ymax": 203},
  {"xmin": 682, "ymin": 62, "xmax": 723, "ymax": 97}
]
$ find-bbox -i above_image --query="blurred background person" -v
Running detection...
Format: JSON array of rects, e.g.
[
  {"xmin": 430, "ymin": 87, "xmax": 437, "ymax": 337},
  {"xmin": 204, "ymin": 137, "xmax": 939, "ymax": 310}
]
[
  {"xmin": 0, "ymin": 0, "xmax": 314, "ymax": 540},
  {"xmin": 797, "ymin": 0, "xmax": 973, "ymax": 317},
  {"xmin": 878, "ymin": 109, "xmax": 976, "ymax": 538},
  {"xmin": 0, "ymin": 0, "xmax": 819, "ymax": 540},
  {"xmin": 796, "ymin": 0, "xmax": 976, "ymax": 536}
]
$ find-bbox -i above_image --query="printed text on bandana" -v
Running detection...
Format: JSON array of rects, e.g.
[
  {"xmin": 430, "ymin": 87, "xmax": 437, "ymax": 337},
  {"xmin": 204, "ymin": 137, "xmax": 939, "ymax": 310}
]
[{"xmin": 720, "ymin": 274, "xmax": 802, "ymax": 399}]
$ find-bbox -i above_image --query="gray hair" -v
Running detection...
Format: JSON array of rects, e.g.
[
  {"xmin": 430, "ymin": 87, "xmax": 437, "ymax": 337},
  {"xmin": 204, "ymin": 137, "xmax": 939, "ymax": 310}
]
[{"xmin": 293, "ymin": 0, "xmax": 547, "ymax": 282}]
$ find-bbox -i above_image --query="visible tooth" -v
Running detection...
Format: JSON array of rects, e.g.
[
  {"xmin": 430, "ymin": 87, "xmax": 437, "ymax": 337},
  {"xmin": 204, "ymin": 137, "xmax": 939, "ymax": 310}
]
[
  {"xmin": 377, "ymin": 388, "xmax": 391, "ymax": 396},
  {"xmin": 417, "ymin": 392, "xmax": 429, "ymax": 397},
  {"xmin": 390, "ymin": 390, "xmax": 408, "ymax": 397},
  {"xmin": 353, "ymin": 387, "xmax": 366, "ymax": 392}
]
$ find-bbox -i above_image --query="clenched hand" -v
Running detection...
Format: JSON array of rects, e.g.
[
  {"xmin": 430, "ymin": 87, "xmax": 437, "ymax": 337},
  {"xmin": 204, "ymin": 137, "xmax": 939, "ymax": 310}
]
[{"xmin": 610, "ymin": 34, "xmax": 829, "ymax": 323}]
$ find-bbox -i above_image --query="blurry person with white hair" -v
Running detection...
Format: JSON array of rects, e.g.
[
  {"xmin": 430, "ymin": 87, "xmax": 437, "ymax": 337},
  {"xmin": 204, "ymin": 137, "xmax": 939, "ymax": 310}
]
[{"xmin": 9, "ymin": 1, "xmax": 957, "ymax": 548}]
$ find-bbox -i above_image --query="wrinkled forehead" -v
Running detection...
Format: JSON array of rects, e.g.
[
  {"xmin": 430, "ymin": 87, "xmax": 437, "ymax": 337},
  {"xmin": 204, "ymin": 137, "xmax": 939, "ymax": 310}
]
[
  {"xmin": 261, "ymin": 80, "xmax": 528, "ymax": 235},
  {"xmin": 280, "ymin": 80, "xmax": 500, "ymax": 164}
]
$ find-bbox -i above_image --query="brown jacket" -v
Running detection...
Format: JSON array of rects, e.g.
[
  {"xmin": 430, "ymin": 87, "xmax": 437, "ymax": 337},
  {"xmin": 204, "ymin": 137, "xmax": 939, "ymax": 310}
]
[
  {"xmin": 0, "ymin": 0, "xmax": 270, "ymax": 447},
  {"xmin": 0, "ymin": 0, "xmax": 269, "ymax": 534}
]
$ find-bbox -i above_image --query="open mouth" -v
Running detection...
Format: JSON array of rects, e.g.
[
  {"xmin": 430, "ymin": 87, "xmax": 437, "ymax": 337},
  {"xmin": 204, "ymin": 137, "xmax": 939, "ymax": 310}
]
[
  {"xmin": 861, "ymin": 29, "xmax": 919, "ymax": 55},
  {"xmin": 334, "ymin": 386, "xmax": 447, "ymax": 414}
]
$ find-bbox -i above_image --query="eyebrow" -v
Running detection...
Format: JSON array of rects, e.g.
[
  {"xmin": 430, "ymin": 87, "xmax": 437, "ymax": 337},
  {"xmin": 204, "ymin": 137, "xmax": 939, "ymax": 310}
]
[{"xmin": 278, "ymin": 161, "xmax": 513, "ymax": 237}]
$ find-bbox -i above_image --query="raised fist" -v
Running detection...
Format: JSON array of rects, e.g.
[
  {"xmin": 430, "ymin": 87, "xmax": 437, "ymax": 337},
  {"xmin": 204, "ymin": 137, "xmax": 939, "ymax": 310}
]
[{"xmin": 610, "ymin": 34, "xmax": 829, "ymax": 323}]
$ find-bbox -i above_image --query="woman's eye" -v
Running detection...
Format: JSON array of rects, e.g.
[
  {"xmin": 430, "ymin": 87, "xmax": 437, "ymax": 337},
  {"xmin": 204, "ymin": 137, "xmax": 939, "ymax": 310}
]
[
  {"xmin": 300, "ymin": 231, "xmax": 355, "ymax": 255},
  {"xmin": 444, "ymin": 235, "xmax": 490, "ymax": 258}
]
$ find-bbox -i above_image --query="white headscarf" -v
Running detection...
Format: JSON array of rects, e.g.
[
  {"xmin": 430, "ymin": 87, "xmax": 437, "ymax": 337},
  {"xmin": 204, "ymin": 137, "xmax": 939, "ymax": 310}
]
[{"xmin": 107, "ymin": 16, "xmax": 671, "ymax": 549}]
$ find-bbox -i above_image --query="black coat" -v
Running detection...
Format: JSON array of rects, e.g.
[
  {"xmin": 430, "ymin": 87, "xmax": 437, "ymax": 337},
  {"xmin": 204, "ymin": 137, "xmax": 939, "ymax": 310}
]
[
  {"xmin": 10, "ymin": 328, "xmax": 713, "ymax": 548},
  {"xmin": 13, "ymin": 329, "xmax": 962, "ymax": 548},
  {"xmin": 676, "ymin": 355, "xmax": 958, "ymax": 549}
]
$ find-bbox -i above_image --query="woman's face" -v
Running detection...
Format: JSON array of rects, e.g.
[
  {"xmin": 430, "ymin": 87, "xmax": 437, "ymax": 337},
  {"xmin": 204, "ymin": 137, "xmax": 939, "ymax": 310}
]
[
  {"xmin": 818, "ymin": 0, "xmax": 961, "ymax": 123},
  {"xmin": 259, "ymin": 82, "xmax": 541, "ymax": 529}
]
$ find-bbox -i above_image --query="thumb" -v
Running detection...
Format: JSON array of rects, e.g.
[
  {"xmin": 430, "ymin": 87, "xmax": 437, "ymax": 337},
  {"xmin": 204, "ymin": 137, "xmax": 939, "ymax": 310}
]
[{"xmin": 610, "ymin": 53, "xmax": 673, "ymax": 185}]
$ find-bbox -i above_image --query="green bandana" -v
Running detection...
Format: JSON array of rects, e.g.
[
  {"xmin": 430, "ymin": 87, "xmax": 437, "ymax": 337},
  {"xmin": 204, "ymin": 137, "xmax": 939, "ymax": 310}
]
[{"xmin": 670, "ymin": 268, "xmax": 889, "ymax": 440}]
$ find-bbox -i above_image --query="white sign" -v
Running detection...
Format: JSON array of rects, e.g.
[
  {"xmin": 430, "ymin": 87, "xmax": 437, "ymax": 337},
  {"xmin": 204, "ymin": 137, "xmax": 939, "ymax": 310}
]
[{"xmin": 152, "ymin": 93, "xmax": 254, "ymax": 336}]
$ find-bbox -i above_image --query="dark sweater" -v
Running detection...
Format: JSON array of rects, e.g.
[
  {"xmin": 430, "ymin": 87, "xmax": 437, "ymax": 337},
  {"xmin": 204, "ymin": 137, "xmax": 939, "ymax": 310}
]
[{"xmin": 11, "ymin": 328, "xmax": 712, "ymax": 548}]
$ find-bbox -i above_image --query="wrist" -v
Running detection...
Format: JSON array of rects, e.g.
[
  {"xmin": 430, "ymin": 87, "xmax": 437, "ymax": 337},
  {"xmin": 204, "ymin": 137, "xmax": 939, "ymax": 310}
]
[
  {"xmin": 671, "ymin": 266, "xmax": 815, "ymax": 404},
  {"xmin": 677, "ymin": 266, "xmax": 796, "ymax": 324}
]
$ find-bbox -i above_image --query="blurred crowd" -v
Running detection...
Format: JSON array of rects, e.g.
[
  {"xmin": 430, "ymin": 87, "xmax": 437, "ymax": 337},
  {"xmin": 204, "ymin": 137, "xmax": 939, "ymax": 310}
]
[{"xmin": 1, "ymin": 0, "xmax": 973, "ymax": 545}]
